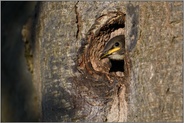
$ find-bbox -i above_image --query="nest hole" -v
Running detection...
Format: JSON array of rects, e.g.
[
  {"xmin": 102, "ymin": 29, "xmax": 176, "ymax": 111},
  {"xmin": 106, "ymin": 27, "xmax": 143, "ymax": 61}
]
[
  {"xmin": 79, "ymin": 12, "xmax": 126, "ymax": 76},
  {"xmin": 109, "ymin": 59, "xmax": 124, "ymax": 73}
]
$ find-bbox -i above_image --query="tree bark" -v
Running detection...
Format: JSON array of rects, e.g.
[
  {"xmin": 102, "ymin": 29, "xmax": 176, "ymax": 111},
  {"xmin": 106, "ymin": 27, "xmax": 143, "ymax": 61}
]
[
  {"xmin": 128, "ymin": 2, "xmax": 182, "ymax": 122},
  {"xmin": 33, "ymin": 1, "xmax": 182, "ymax": 122}
]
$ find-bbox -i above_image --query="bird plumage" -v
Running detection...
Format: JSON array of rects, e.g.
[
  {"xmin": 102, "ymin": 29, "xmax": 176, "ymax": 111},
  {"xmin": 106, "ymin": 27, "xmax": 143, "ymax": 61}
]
[{"xmin": 100, "ymin": 35, "xmax": 125, "ymax": 60}]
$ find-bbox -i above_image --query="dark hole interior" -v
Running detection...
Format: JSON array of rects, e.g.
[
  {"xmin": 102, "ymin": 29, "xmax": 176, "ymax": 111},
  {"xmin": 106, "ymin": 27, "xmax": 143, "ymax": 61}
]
[
  {"xmin": 109, "ymin": 59, "xmax": 124, "ymax": 72},
  {"xmin": 100, "ymin": 23, "xmax": 125, "ymax": 33}
]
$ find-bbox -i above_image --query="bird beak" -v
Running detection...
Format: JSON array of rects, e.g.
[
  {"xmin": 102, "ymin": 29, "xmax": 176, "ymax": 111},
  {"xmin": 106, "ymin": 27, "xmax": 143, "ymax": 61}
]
[{"xmin": 100, "ymin": 47, "xmax": 121, "ymax": 59}]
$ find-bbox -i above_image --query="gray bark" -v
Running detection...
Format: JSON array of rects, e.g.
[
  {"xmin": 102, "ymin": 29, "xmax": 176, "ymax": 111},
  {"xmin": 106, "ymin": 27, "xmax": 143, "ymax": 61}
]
[
  {"xmin": 33, "ymin": 1, "xmax": 182, "ymax": 122},
  {"xmin": 128, "ymin": 2, "xmax": 183, "ymax": 122}
]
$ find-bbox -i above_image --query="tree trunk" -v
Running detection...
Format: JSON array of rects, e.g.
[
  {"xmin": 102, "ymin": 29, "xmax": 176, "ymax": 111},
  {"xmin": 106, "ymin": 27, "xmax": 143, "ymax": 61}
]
[{"xmin": 32, "ymin": 1, "xmax": 182, "ymax": 122}]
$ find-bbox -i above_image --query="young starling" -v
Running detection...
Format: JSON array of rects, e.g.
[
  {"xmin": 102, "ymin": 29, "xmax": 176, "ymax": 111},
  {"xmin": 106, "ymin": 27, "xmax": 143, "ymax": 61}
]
[{"xmin": 100, "ymin": 35, "xmax": 125, "ymax": 60}]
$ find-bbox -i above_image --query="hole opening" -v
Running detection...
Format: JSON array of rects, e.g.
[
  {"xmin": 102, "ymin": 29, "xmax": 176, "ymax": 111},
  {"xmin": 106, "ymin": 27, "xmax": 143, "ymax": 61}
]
[{"xmin": 109, "ymin": 59, "xmax": 124, "ymax": 73}]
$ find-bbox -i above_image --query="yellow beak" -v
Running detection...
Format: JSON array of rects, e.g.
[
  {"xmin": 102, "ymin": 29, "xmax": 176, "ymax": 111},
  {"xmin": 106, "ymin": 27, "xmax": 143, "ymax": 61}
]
[{"xmin": 100, "ymin": 47, "xmax": 120, "ymax": 59}]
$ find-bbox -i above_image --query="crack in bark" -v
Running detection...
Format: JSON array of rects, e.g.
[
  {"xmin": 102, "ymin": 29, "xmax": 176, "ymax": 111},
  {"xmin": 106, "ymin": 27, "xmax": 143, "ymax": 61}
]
[
  {"xmin": 75, "ymin": 1, "xmax": 80, "ymax": 39},
  {"xmin": 118, "ymin": 84, "xmax": 127, "ymax": 121},
  {"xmin": 117, "ymin": 86, "xmax": 121, "ymax": 121}
]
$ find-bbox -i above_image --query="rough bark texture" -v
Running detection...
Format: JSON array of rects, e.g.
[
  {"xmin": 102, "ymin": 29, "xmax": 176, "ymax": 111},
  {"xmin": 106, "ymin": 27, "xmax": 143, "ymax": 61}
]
[
  {"xmin": 33, "ymin": 1, "xmax": 182, "ymax": 122},
  {"xmin": 128, "ymin": 2, "xmax": 183, "ymax": 122}
]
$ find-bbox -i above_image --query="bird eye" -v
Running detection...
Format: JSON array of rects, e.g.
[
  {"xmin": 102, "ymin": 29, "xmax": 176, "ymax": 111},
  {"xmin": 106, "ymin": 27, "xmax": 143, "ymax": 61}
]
[{"xmin": 114, "ymin": 42, "xmax": 119, "ymax": 47}]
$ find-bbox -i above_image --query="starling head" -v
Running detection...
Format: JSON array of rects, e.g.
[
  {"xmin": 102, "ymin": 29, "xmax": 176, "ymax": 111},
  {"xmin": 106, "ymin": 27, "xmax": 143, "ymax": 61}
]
[{"xmin": 100, "ymin": 35, "xmax": 125, "ymax": 60}]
